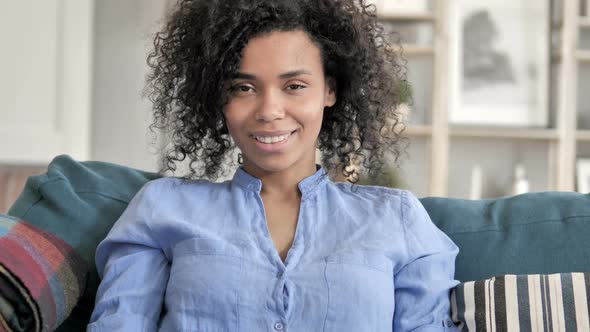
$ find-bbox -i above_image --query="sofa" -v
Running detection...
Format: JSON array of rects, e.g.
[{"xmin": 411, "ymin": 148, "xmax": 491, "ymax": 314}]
[{"xmin": 1, "ymin": 155, "xmax": 589, "ymax": 331}]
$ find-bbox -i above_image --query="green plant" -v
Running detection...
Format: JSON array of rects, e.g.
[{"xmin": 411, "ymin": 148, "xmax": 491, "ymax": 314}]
[
  {"xmin": 358, "ymin": 166, "xmax": 403, "ymax": 188},
  {"xmin": 396, "ymin": 79, "xmax": 413, "ymax": 105}
]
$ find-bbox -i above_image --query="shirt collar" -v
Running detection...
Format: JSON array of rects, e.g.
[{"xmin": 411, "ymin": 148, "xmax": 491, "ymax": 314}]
[{"xmin": 232, "ymin": 165, "xmax": 329, "ymax": 198}]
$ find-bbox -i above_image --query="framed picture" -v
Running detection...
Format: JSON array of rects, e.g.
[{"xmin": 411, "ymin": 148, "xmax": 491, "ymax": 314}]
[
  {"xmin": 369, "ymin": 0, "xmax": 429, "ymax": 15},
  {"xmin": 381, "ymin": 21, "xmax": 433, "ymax": 47},
  {"xmin": 448, "ymin": 0, "xmax": 550, "ymax": 127},
  {"xmin": 577, "ymin": 159, "xmax": 590, "ymax": 193}
]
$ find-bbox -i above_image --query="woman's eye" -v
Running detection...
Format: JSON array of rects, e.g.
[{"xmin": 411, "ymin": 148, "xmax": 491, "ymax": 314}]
[
  {"xmin": 287, "ymin": 84, "xmax": 306, "ymax": 91},
  {"xmin": 230, "ymin": 85, "xmax": 254, "ymax": 94}
]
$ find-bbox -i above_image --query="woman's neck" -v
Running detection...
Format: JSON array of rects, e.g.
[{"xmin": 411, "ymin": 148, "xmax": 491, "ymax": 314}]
[{"xmin": 243, "ymin": 162, "xmax": 316, "ymax": 199}]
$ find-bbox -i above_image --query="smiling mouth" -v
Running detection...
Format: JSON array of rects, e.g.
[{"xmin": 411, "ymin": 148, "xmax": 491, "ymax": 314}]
[{"xmin": 252, "ymin": 131, "xmax": 296, "ymax": 144}]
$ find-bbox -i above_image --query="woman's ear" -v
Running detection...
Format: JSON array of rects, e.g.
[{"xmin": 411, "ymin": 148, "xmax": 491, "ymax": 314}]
[{"xmin": 325, "ymin": 77, "xmax": 337, "ymax": 107}]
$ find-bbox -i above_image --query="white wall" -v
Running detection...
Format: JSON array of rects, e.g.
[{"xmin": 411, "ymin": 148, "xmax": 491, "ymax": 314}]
[
  {"xmin": 91, "ymin": 0, "xmax": 169, "ymax": 171},
  {"xmin": 0, "ymin": 1, "xmax": 93, "ymax": 164}
]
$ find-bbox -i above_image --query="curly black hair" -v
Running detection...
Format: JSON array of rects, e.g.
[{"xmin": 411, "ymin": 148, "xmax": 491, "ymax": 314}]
[{"xmin": 145, "ymin": 0, "xmax": 409, "ymax": 182}]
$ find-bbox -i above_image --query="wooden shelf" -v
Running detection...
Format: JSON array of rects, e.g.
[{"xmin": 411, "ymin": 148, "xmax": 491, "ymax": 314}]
[
  {"xmin": 576, "ymin": 130, "xmax": 590, "ymax": 141},
  {"xmin": 578, "ymin": 50, "xmax": 590, "ymax": 63},
  {"xmin": 405, "ymin": 125, "xmax": 432, "ymax": 136},
  {"xmin": 402, "ymin": 45, "xmax": 435, "ymax": 55},
  {"xmin": 450, "ymin": 126, "xmax": 558, "ymax": 140},
  {"xmin": 556, "ymin": 50, "xmax": 590, "ymax": 63},
  {"xmin": 377, "ymin": 13, "xmax": 436, "ymax": 22}
]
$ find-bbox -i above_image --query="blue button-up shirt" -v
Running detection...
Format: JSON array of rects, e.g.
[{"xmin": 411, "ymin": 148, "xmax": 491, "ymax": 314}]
[{"xmin": 88, "ymin": 167, "xmax": 459, "ymax": 331}]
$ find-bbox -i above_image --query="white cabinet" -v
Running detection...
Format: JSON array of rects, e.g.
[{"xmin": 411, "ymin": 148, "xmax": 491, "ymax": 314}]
[{"xmin": 0, "ymin": 0, "xmax": 93, "ymax": 164}]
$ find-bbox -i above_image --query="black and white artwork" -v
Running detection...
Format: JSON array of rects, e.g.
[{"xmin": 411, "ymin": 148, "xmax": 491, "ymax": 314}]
[{"xmin": 448, "ymin": 0, "xmax": 549, "ymax": 126}]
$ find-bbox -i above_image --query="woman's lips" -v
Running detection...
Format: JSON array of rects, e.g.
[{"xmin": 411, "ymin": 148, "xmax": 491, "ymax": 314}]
[
  {"xmin": 253, "ymin": 132, "xmax": 293, "ymax": 144},
  {"xmin": 250, "ymin": 130, "xmax": 296, "ymax": 152}
]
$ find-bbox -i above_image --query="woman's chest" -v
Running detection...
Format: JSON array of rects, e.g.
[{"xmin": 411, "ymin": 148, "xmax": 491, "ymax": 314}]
[{"xmin": 160, "ymin": 235, "xmax": 399, "ymax": 332}]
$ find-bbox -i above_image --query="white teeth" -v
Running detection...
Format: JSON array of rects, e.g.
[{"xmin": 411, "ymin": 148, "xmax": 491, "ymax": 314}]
[{"xmin": 254, "ymin": 133, "xmax": 292, "ymax": 144}]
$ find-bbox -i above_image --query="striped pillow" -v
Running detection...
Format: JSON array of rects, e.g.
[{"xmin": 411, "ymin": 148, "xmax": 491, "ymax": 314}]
[{"xmin": 451, "ymin": 273, "xmax": 590, "ymax": 331}]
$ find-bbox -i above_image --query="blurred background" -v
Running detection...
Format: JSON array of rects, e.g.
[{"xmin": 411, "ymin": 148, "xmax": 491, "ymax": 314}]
[{"xmin": 0, "ymin": 0, "xmax": 589, "ymax": 211}]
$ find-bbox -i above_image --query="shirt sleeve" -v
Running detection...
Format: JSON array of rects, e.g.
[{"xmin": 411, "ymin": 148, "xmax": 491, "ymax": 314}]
[
  {"xmin": 393, "ymin": 191, "xmax": 460, "ymax": 332},
  {"xmin": 87, "ymin": 182, "xmax": 170, "ymax": 332}
]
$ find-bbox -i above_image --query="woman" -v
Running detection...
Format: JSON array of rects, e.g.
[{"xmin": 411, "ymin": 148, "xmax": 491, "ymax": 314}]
[{"xmin": 88, "ymin": 0, "xmax": 459, "ymax": 331}]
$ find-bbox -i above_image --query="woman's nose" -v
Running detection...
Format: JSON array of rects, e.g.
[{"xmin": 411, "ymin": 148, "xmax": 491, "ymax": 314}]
[{"xmin": 254, "ymin": 90, "xmax": 285, "ymax": 122}]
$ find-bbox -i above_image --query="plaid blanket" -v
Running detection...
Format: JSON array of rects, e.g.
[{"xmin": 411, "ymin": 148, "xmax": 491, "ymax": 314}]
[{"xmin": 0, "ymin": 214, "xmax": 87, "ymax": 332}]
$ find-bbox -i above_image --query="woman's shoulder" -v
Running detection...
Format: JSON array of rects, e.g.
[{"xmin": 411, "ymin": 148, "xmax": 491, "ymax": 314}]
[
  {"xmin": 327, "ymin": 182, "xmax": 417, "ymax": 214},
  {"xmin": 135, "ymin": 176, "xmax": 230, "ymax": 201},
  {"xmin": 331, "ymin": 181, "xmax": 408, "ymax": 201},
  {"xmin": 329, "ymin": 182, "xmax": 428, "ymax": 214}
]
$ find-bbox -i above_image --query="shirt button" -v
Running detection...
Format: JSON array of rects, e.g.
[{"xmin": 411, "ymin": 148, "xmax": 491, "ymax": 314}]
[{"xmin": 273, "ymin": 321, "xmax": 284, "ymax": 331}]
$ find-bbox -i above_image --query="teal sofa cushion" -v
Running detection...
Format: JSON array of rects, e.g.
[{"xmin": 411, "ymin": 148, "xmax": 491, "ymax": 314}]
[
  {"xmin": 422, "ymin": 193, "xmax": 590, "ymax": 282},
  {"xmin": 7, "ymin": 155, "xmax": 160, "ymax": 331}
]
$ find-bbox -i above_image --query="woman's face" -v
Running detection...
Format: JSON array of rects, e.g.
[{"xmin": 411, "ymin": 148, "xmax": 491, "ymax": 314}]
[{"xmin": 223, "ymin": 30, "xmax": 336, "ymax": 177}]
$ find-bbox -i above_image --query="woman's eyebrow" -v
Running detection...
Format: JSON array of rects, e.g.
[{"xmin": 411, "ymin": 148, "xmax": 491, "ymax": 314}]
[
  {"xmin": 278, "ymin": 70, "xmax": 312, "ymax": 79},
  {"xmin": 233, "ymin": 72, "xmax": 257, "ymax": 80},
  {"xmin": 232, "ymin": 70, "xmax": 312, "ymax": 80}
]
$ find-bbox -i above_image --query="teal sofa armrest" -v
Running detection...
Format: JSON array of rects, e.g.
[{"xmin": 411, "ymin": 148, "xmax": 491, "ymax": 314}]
[
  {"xmin": 7, "ymin": 155, "xmax": 160, "ymax": 331},
  {"xmin": 421, "ymin": 193, "xmax": 590, "ymax": 282}
]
